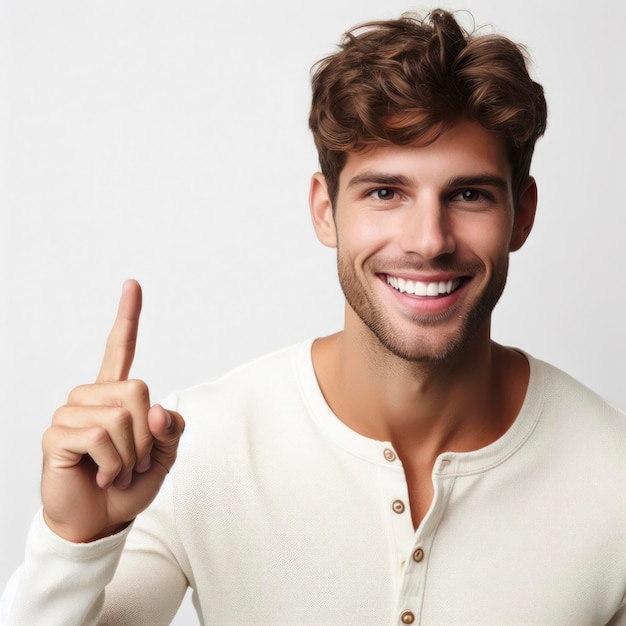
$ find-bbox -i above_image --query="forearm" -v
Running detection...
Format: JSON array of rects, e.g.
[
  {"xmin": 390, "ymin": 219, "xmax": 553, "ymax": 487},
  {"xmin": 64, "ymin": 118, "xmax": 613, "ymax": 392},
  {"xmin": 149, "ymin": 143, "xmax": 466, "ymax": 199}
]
[{"xmin": 2, "ymin": 510, "xmax": 130, "ymax": 626}]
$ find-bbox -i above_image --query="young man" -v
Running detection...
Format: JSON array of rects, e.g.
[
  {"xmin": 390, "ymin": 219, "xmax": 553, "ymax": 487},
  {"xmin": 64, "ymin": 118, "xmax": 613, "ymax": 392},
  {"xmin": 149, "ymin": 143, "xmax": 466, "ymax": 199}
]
[{"xmin": 2, "ymin": 9, "xmax": 625, "ymax": 625}]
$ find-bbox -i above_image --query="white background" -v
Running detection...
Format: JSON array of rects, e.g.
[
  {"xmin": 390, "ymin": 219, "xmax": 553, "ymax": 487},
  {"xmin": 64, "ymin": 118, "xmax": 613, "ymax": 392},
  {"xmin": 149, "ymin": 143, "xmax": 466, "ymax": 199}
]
[{"xmin": 1, "ymin": 1, "xmax": 624, "ymax": 623}]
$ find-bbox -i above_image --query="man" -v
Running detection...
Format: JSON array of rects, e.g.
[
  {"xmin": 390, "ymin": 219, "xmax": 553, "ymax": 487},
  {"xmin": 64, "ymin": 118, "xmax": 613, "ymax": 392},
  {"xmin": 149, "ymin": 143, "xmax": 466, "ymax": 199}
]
[{"xmin": 2, "ymin": 8, "xmax": 625, "ymax": 625}]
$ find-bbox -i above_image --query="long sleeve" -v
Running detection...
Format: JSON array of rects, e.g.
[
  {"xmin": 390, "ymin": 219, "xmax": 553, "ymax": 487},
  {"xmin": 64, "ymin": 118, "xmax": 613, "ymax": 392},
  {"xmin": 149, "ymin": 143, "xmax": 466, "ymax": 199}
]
[
  {"xmin": 2, "ymin": 511, "xmax": 131, "ymax": 626},
  {"xmin": 2, "ymin": 479, "xmax": 190, "ymax": 626},
  {"xmin": 1, "ymin": 392, "xmax": 189, "ymax": 626},
  {"xmin": 96, "ymin": 474, "xmax": 190, "ymax": 625}
]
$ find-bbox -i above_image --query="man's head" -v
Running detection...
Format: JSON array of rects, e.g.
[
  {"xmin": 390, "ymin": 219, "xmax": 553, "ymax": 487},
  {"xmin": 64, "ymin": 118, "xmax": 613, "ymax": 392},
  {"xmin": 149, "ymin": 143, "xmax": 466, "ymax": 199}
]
[{"xmin": 309, "ymin": 9, "xmax": 547, "ymax": 209}]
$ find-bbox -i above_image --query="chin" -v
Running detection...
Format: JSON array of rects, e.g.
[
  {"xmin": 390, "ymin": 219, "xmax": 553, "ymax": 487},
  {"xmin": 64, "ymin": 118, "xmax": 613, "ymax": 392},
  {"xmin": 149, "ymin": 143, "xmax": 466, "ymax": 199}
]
[
  {"xmin": 347, "ymin": 282, "xmax": 505, "ymax": 365},
  {"xmin": 366, "ymin": 318, "xmax": 479, "ymax": 365},
  {"xmin": 338, "ymin": 251, "xmax": 509, "ymax": 365}
]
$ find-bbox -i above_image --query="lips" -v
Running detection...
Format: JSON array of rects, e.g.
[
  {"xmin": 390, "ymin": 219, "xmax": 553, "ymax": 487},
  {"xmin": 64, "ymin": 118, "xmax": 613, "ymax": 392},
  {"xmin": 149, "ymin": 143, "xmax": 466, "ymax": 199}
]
[{"xmin": 385, "ymin": 274, "xmax": 463, "ymax": 297}]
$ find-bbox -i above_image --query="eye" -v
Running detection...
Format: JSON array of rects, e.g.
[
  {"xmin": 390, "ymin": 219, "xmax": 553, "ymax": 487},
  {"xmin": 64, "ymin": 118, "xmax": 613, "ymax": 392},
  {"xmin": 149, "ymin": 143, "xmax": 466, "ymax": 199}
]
[
  {"xmin": 369, "ymin": 188, "xmax": 396, "ymax": 201},
  {"xmin": 452, "ymin": 189, "xmax": 483, "ymax": 202}
]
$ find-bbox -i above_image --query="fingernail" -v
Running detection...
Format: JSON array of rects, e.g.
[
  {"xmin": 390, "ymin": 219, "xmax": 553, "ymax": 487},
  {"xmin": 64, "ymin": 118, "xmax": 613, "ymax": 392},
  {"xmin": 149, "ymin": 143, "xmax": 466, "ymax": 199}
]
[
  {"xmin": 136, "ymin": 454, "xmax": 151, "ymax": 472},
  {"xmin": 165, "ymin": 410, "xmax": 172, "ymax": 429}
]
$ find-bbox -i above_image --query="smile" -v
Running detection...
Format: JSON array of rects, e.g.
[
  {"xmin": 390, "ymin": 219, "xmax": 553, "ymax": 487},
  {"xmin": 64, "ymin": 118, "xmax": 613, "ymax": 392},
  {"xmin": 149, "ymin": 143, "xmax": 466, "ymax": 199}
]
[{"xmin": 385, "ymin": 275, "xmax": 462, "ymax": 297}]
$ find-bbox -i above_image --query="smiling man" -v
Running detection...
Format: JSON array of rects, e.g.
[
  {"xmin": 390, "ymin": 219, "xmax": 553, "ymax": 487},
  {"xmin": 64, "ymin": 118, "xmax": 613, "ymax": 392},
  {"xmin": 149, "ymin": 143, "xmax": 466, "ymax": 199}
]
[
  {"xmin": 2, "ymin": 8, "xmax": 625, "ymax": 626},
  {"xmin": 309, "ymin": 119, "xmax": 538, "ymax": 530}
]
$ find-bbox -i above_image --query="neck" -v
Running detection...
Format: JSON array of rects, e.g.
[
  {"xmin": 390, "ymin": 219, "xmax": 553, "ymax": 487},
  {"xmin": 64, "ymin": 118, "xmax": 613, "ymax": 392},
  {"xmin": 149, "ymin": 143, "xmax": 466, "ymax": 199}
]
[{"xmin": 312, "ymin": 313, "xmax": 529, "ymax": 462}]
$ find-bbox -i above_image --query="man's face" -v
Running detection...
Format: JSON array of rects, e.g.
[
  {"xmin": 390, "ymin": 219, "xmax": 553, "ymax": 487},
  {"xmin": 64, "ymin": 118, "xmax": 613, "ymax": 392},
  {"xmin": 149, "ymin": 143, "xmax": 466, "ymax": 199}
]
[{"xmin": 311, "ymin": 119, "xmax": 535, "ymax": 363}]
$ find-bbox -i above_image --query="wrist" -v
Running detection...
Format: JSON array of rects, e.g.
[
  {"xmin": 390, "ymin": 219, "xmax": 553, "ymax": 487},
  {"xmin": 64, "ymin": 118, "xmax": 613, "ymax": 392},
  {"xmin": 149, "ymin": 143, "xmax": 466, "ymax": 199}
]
[{"xmin": 42, "ymin": 511, "xmax": 133, "ymax": 543}]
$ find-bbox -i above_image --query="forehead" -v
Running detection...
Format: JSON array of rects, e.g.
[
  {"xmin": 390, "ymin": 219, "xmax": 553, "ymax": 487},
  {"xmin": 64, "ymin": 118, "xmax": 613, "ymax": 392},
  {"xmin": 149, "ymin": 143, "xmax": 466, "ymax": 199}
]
[{"xmin": 340, "ymin": 120, "xmax": 511, "ymax": 188}]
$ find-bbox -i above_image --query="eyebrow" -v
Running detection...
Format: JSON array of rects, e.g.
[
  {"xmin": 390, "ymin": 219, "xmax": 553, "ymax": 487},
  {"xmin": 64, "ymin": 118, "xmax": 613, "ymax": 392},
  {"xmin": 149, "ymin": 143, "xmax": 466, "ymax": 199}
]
[
  {"xmin": 346, "ymin": 171, "xmax": 509, "ymax": 192},
  {"xmin": 346, "ymin": 172, "xmax": 413, "ymax": 189},
  {"xmin": 445, "ymin": 174, "xmax": 509, "ymax": 192}
]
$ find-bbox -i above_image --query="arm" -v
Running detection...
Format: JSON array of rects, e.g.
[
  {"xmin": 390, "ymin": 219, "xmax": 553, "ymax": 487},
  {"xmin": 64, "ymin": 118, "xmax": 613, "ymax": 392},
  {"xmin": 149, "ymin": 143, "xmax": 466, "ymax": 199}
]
[
  {"xmin": 2, "ymin": 281, "xmax": 186, "ymax": 624},
  {"xmin": 98, "ymin": 473, "xmax": 190, "ymax": 625},
  {"xmin": 3, "ymin": 483, "xmax": 190, "ymax": 626},
  {"xmin": 3, "ymin": 513, "xmax": 132, "ymax": 626}
]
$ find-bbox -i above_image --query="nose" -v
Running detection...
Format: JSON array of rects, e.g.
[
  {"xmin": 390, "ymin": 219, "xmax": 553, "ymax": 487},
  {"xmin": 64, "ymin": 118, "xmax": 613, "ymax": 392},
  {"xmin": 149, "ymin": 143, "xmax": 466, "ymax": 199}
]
[{"xmin": 397, "ymin": 195, "xmax": 456, "ymax": 259}]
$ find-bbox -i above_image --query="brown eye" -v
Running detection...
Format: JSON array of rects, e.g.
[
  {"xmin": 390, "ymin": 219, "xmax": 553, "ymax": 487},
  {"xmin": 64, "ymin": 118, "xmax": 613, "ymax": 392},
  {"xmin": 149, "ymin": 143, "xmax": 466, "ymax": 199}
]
[
  {"xmin": 459, "ymin": 189, "xmax": 480, "ymax": 201},
  {"xmin": 372, "ymin": 188, "xmax": 395, "ymax": 200}
]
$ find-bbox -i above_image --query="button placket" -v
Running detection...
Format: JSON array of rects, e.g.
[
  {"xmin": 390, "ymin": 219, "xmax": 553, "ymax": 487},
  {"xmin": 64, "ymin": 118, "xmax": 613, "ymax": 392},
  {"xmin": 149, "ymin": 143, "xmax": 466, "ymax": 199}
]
[
  {"xmin": 384, "ymin": 446, "xmax": 409, "ymax": 547},
  {"xmin": 395, "ymin": 457, "xmax": 457, "ymax": 626},
  {"xmin": 378, "ymin": 444, "xmax": 413, "ymax": 584}
]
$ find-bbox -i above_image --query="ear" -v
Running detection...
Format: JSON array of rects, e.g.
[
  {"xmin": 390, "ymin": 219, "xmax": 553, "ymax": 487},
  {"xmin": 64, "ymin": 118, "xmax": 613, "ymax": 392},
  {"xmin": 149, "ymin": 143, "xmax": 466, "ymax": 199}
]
[
  {"xmin": 509, "ymin": 177, "xmax": 537, "ymax": 252},
  {"xmin": 309, "ymin": 172, "xmax": 337, "ymax": 248}
]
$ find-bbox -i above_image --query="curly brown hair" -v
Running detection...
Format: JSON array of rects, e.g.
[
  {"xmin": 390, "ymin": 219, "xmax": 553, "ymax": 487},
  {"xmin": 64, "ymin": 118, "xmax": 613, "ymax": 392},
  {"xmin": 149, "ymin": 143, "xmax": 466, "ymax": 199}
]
[{"xmin": 309, "ymin": 9, "xmax": 547, "ymax": 207}]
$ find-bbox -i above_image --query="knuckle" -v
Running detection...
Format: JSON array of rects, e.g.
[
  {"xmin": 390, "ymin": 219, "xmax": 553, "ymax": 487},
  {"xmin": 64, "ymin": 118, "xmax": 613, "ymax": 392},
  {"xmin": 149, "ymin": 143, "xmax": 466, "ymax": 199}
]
[
  {"xmin": 86, "ymin": 425, "xmax": 111, "ymax": 447},
  {"xmin": 67, "ymin": 383, "xmax": 90, "ymax": 404},
  {"xmin": 41, "ymin": 425, "xmax": 61, "ymax": 452},
  {"xmin": 51, "ymin": 406, "xmax": 68, "ymax": 425},
  {"xmin": 109, "ymin": 407, "xmax": 133, "ymax": 430},
  {"xmin": 125, "ymin": 378, "xmax": 149, "ymax": 400}
]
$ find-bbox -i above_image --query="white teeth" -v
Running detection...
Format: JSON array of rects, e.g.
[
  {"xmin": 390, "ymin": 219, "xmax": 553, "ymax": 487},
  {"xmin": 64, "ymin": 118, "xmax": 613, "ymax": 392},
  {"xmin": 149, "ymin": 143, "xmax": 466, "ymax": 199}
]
[
  {"xmin": 386, "ymin": 275, "xmax": 461, "ymax": 297},
  {"xmin": 426, "ymin": 282, "xmax": 439, "ymax": 296}
]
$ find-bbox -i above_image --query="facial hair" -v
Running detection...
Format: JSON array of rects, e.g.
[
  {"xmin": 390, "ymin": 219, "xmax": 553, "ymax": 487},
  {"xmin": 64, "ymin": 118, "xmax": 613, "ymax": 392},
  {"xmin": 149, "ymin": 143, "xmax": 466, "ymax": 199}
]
[{"xmin": 337, "ymin": 248, "xmax": 509, "ymax": 364}]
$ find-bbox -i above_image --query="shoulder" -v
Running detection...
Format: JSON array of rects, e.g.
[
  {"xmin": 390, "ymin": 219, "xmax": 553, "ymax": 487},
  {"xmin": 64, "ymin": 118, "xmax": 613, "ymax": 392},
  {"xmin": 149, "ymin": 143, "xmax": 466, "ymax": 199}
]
[
  {"xmin": 160, "ymin": 340, "xmax": 328, "ymax": 504},
  {"xmin": 164, "ymin": 340, "xmax": 313, "ymax": 414},
  {"xmin": 516, "ymin": 355, "xmax": 626, "ymax": 539},
  {"xmin": 526, "ymin": 353, "xmax": 626, "ymax": 462},
  {"xmin": 162, "ymin": 340, "xmax": 319, "ymax": 456},
  {"xmin": 528, "ymin": 354, "xmax": 624, "ymax": 419}
]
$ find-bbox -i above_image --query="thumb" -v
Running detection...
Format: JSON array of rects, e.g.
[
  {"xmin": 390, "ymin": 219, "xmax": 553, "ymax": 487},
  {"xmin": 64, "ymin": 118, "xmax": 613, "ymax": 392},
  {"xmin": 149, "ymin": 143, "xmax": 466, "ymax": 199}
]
[{"xmin": 147, "ymin": 404, "xmax": 185, "ymax": 472}]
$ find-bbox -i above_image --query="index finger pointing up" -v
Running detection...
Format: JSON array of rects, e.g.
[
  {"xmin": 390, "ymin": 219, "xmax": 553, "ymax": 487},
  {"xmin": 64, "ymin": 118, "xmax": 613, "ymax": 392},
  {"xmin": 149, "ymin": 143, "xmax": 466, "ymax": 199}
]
[{"xmin": 97, "ymin": 279, "xmax": 143, "ymax": 383}]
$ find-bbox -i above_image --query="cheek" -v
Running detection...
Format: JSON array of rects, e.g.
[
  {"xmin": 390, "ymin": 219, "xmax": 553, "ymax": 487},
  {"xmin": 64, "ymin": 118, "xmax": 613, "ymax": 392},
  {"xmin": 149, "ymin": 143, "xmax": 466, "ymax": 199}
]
[
  {"xmin": 336, "ymin": 214, "xmax": 394, "ymax": 259},
  {"xmin": 456, "ymin": 215, "xmax": 513, "ymax": 259}
]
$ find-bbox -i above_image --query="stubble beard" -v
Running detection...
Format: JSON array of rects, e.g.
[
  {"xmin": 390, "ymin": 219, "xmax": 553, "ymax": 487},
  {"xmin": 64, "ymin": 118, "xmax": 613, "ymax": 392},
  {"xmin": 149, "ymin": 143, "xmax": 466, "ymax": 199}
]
[{"xmin": 337, "ymin": 250, "xmax": 509, "ymax": 365}]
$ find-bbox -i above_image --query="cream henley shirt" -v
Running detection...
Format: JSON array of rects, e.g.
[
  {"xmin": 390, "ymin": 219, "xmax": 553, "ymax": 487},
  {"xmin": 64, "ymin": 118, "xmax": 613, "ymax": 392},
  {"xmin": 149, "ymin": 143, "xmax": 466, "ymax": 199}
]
[{"xmin": 3, "ymin": 340, "xmax": 626, "ymax": 625}]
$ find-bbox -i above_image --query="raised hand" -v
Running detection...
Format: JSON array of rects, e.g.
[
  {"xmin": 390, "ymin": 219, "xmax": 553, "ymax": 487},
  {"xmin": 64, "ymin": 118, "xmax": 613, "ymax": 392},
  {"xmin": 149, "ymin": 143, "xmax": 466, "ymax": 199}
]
[{"xmin": 41, "ymin": 280, "xmax": 185, "ymax": 543}]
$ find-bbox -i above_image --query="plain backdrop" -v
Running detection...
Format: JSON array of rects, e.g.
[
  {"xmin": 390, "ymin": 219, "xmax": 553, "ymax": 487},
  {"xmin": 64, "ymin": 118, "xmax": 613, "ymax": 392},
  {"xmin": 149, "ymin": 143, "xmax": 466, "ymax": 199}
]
[{"xmin": 1, "ymin": 1, "xmax": 624, "ymax": 623}]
